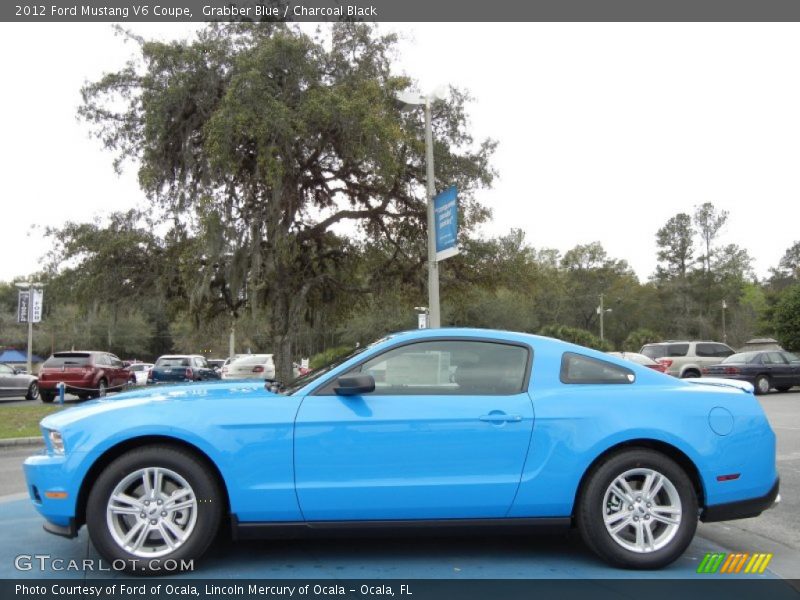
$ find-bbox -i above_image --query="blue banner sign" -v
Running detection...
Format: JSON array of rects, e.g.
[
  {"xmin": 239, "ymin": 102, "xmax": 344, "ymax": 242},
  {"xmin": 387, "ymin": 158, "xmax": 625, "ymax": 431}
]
[{"xmin": 434, "ymin": 186, "xmax": 459, "ymax": 261}]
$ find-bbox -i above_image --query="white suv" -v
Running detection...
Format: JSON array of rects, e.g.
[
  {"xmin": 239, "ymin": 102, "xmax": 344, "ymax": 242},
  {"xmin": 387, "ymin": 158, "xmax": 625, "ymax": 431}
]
[{"xmin": 639, "ymin": 341, "xmax": 735, "ymax": 378}]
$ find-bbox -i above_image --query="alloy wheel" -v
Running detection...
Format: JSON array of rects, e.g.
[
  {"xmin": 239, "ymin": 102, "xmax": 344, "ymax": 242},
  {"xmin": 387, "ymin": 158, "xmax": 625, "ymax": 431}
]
[{"xmin": 602, "ymin": 467, "xmax": 682, "ymax": 553}]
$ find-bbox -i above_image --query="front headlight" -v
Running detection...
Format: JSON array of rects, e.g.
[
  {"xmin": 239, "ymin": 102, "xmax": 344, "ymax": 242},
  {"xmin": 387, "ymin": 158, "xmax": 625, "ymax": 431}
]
[{"xmin": 46, "ymin": 429, "xmax": 65, "ymax": 455}]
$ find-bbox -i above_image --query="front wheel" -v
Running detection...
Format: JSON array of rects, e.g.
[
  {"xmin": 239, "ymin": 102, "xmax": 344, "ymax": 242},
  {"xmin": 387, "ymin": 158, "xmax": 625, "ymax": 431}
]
[
  {"xmin": 754, "ymin": 375, "xmax": 771, "ymax": 395},
  {"xmin": 576, "ymin": 449, "xmax": 698, "ymax": 569},
  {"xmin": 86, "ymin": 445, "xmax": 222, "ymax": 574},
  {"xmin": 25, "ymin": 382, "xmax": 39, "ymax": 401}
]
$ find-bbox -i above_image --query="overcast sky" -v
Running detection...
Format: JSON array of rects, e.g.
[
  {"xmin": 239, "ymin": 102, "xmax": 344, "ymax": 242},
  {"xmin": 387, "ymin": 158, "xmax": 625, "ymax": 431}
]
[{"xmin": 1, "ymin": 22, "xmax": 799, "ymax": 284}]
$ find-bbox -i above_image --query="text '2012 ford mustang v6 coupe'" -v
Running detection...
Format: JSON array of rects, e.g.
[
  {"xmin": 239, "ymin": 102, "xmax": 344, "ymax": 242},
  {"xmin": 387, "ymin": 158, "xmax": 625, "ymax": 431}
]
[{"xmin": 24, "ymin": 329, "xmax": 779, "ymax": 573}]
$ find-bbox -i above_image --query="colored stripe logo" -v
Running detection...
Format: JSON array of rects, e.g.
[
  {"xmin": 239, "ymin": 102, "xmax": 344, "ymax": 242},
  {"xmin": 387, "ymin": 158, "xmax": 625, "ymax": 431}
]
[{"xmin": 697, "ymin": 552, "xmax": 773, "ymax": 574}]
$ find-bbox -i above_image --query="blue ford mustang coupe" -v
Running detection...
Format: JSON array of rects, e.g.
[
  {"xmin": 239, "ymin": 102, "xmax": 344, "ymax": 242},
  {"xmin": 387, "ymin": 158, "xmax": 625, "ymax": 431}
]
[{"xmin": 24, "ymin": 329, "xmax": 779, "ymax": 573}]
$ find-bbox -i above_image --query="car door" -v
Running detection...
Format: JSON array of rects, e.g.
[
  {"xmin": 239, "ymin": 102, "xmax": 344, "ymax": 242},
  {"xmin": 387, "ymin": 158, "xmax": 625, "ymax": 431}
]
[
  {"xmin": 108, "ymin": 354, "xmax": 126, "ymax": 389},
  {"xmin": 294, "ymin": 339, "xmax": 534, "ymax": 521},
  {"xmin": 765, "ymin": 352, "xmax": 791, "ymax": 387},
  {"xmin": 0, "ymin": 364, "xmax": 15, "ymax": 397},
  {"xmin": 193, "ymin": 357, "xmax": 210, "ymax": 380},
  {"xmin": 782, "ymin": 352, "xmax": 800, "ymax": 385}
]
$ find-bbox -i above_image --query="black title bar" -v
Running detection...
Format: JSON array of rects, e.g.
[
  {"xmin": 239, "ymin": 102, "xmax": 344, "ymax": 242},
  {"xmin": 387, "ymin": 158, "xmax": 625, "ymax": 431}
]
[{"xmin": 6, "ymin": 0, "xmax": 800, "ymax": 22}]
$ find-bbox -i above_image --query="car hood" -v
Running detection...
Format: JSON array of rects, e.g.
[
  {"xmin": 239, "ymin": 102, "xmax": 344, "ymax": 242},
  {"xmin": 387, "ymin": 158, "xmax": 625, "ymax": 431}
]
[{"xmin": 41, "ymin": 380, "xmax": 275, "ymax": 430}]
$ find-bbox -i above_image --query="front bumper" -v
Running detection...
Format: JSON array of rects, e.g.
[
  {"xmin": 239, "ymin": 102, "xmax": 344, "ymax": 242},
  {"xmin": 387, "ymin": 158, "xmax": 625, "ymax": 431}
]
[
  {"xmin": 702, "ymin": 477, "xmax": 780, "ymax": 522},
  {"xmin": 23, "ymin": 452, "xmax": 81, "ymax": 534}
]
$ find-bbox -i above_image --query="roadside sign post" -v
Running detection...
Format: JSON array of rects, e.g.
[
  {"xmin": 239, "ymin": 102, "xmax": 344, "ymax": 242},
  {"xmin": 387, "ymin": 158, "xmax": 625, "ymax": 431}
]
[{"xmin": 15, "ymin": 282, "xmax": 44, "ymax": 374}]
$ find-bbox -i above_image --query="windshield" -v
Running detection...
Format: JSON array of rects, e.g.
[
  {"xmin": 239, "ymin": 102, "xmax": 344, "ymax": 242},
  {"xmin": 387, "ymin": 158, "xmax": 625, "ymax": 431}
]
[
  {"xmin": 281, "ymin": 337, "xmax": 392, "ymax": 395},
  {"xmin": 44, "ymin": 354, "xmax": 91, "ymax": 367},
  {"xmin": 722, "ymin": 352, "xmax": 760, "ymax": 364},
  {"xmin": 156, "ymin": 357, "xmax": 191, "ymax": 367},
  {"xmin": 232, "ymin": 355, "xmax": 272, "ymax": 366}
]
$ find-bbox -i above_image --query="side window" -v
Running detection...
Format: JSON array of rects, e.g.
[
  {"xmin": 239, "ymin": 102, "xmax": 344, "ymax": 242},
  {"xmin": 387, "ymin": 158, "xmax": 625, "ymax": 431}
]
[
  {"xmin": 0, "ymin": 364, "xmax": 13, "ymax": 374},
  {"xmin": 109, "ymin": 355, "xmax": 124, "ymax": 368},
  {"xmin": 699, "ymin": 343, "xmax": 733, "ymax": 358},
  {"xmin": 195, "ymin": 357, "xmax": 208, "ymax": 368},
  {"xmin": 695, "ymin": 343, "xmax": 715, "ymax": 357},
  {"xmin": 320, "ymin": 340, "xmax": 530, "ymax": 396},
  {"xmin": 560, "ymin": 353, "xmax": 635, "ymax": 384},
  {"xmin": 766, "ymin": 352, "xmax": 787, "ymax": 365},
  {"xmin": 667, "ymin": 344, "xmax": 689, "ymax": 357},
  {"xmin": 715, "ymin": 344, "xmax": 735, "ymax": 357},
  {"xmin": 95, "ymin": 354, "xmax": 109, "ymax": 366}
]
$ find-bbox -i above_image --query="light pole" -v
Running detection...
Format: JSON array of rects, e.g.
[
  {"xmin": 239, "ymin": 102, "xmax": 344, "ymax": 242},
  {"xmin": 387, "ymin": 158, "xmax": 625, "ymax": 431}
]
[
  {"xmin": 597, "ymin": 294, "xmax": 612, "ymax": 342},
  {"xmin": 15, "ymin": 281, "xmax": 43, "ymax": 374},
  {"xmin": 396, "ymin": 87, "xmax": 447, "ymax": 329},
  {"xmin": 721, "ymin": 299, "xmax": 727, "ymax": 343}
]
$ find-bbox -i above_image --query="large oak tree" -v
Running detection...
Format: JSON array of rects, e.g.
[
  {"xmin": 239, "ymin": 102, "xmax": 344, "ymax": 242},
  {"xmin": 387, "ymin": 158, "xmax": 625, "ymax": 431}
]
[{"xmin": 80, "ymin": 23, "xmax": 496, "ymax": 379}]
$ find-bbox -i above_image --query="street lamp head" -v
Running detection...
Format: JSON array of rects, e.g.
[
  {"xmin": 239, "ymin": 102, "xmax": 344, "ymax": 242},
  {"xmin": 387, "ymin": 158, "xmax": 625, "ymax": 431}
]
[
  {"xmin": 395, "ymin": 90, "xmax": 425, "ymax": 110},
  {"xmin": 15, "ymin": 281, "xmax": 43, "ymax": 289},
  {"xmin": 414, "ymin": 306, "xmax": 429, "ymax": 313},
  {"xmin": 430, "ymin": 85, "xmax": 448, "ymax": 101}
]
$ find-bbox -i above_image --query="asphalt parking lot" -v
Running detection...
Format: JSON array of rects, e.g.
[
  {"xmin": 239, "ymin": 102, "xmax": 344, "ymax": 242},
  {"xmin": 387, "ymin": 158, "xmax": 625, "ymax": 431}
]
[{"xmin": 1, "ymin": 389, "xmax": 798, "ymax": 580}]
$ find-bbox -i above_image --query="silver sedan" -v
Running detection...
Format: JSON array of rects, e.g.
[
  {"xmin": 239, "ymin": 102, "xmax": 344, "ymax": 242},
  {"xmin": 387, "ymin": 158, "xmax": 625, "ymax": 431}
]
[{"xmin": 0, "ymin": 362, "xmax": 39, "ymax": 400}]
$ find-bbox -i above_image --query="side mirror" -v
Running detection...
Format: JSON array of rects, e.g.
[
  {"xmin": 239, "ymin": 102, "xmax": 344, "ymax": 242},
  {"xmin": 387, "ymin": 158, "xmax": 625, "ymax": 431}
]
[{"xmin": 334, "ymin": 374, "xmax": 375, "ymax": 396}]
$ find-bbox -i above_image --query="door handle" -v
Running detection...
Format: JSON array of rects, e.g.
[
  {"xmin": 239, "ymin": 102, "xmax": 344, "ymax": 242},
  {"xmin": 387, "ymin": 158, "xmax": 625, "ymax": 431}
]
[{"xmin": 479, "ymin": 413, "xmax": 523, "ymax": 423}]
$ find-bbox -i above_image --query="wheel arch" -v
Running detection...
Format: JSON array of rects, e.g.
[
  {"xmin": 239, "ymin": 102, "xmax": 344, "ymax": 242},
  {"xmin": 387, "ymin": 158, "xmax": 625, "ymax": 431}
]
[
  {"xmin": 74, "ymin": 435, "xmax": 231, "ymax": 528},
  {"xmin": 573, "ymin": 438, "xmax": 706, "ymax": 517},
  {"xmin": 680, "ymin": 366, "xmax": 702, "ymax": 378}
]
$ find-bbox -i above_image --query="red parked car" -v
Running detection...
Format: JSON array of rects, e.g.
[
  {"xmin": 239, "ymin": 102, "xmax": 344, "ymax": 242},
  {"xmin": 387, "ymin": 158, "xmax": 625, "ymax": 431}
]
[{"xmin": 38, "ymin": 351, "xmax": 131, "ymax": 403}]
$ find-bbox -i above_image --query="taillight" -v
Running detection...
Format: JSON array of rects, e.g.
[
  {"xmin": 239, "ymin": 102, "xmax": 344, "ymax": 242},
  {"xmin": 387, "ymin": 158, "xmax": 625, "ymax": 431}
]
[
  {"xmin": 185, "ymin": 368, "xmax": 193, "ymax": 379},
  {"xmin": 252, "ymin": 366, "xmax": 264, "ymax": 373},
  {"xmin": 147, "ymin": 369, "xmax": 154, "ymax": 380},
  {"xmin": 724, "ymin": 367, "xmax": 740, "ymax": 375},
  {"xmin": 701, "ymin": 368, "xmax": 709, "ymax": 374},
  {"xmin": 658, "ymin": 359, "xmax": 673, "ymax": 368},
  {"xmin": 221, "ymin": 367, "xmax": 228, "ymax": 375}
]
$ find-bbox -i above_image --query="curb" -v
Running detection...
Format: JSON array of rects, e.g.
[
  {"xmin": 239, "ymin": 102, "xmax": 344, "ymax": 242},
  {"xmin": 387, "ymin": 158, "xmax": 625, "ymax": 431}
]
[{"xmin": 0, "ymin": 437, "xmax": 43, "ymax": 448}]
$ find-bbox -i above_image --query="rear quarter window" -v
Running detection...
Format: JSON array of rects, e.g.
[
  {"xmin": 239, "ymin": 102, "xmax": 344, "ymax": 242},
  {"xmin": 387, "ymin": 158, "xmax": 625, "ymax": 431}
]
[{"xmin": 560, "ymin": 353, "xmax": 635, "ymax": 384}]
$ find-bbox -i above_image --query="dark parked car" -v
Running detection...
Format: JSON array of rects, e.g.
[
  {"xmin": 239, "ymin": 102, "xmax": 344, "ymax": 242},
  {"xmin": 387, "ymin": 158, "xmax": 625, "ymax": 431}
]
[
  {"xmin": 147, "ymin": 355, "xmax": 221, "ymax": 384},
  {"xmin": 38, "ymin": 352, "xmax": 130, "ymax": 402},
  {"xmin": 0, "ymin": 362, "xmax": 39, "ymax": 400},
  {"xmin": 703, "ymin": 351, "xmax": 800, "ymax": 395}
]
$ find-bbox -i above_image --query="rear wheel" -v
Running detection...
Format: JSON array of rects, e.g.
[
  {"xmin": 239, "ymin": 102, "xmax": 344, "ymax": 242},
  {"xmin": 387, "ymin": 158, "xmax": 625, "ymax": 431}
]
[
  {"xmin": 94, "ymin": 379, "xmax": 107, "ymax": 399},
  {"xmin": 86, "ymin": 445, "xmax": 222, "ymax": 574},
  {"xmin": 25, "ymin": 382, "xmax": 39, "ymax": 401},
  {"xmin": 681, "ymin": 370, "xmax": 700, "ymax": 379},
  {"xmin": 40, "ymin": 390, "xmax": 54, "ymax": 403},
  {"xmin": 577, "ymin": 448, "xmax": 698, "ymax": 569},
  {"xmin": 754, "ymin": 375, "xmax": 771, "ymax": 395}
]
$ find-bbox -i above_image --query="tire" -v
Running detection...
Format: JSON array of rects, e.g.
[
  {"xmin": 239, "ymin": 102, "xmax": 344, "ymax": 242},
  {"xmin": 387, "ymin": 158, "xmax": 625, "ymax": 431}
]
[
  {"xmin": 25, "ymin": 382, "xmax": 39, "ymax": 401},
  {"xmin": 681, "ymin": 370, "xmax": 700, "ymax": 379},
  {"xmin": 40, "ymin": 391, "xmax": 54, "ymax": 403},
  {"xmin": 86, "ymin": 445, "xmax": 222, "ymax": 574},
  {"xmin": 94, "ymin": 379, "xmax": 107, "ymax": 399},
  {"xmin": 576, "ymin": 448, "xmax": 698, "ymax": 569},
  {"xmin": 754, "ymin": 375, "xmax": 771, "ymax": 396}
]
